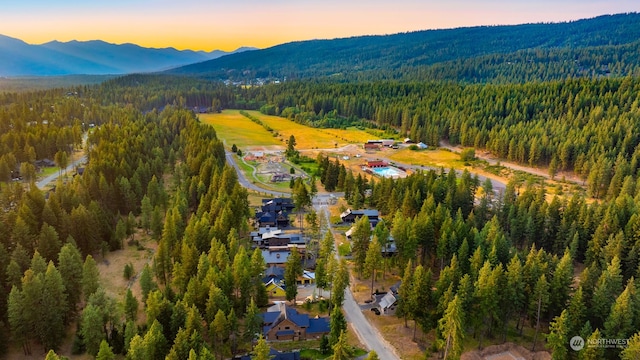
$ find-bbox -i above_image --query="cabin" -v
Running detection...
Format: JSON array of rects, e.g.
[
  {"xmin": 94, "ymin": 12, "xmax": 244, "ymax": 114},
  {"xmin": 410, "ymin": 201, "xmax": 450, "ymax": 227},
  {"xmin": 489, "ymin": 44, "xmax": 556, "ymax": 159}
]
[{"xmin": 262, "ymin": 302, "xmax": 330, "ymax": 341}]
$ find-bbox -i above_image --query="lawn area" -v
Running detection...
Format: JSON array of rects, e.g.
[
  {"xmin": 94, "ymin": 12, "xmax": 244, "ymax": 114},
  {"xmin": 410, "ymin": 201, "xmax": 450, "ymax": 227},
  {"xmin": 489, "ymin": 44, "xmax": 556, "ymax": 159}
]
[
  {"xmin": 245, "ymin": 111, "xmax": 373, "ymax": 149},
  {"xmin": 199, "ymin": 110, "xmax": 282, "ymax": 150}
]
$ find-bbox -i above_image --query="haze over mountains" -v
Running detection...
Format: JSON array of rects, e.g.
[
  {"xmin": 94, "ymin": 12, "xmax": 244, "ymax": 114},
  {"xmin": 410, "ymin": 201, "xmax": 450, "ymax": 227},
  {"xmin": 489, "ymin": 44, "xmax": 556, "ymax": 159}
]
[{"xmin": 0, "ymin": 35, "xmax": 255, "ymax": 76}]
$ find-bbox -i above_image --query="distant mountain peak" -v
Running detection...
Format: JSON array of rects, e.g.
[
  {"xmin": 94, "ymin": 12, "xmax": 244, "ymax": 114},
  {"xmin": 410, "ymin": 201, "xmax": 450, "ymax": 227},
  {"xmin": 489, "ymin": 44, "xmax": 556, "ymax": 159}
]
[{"xmin": 0, "ymin": 36, "xmax": 257, "ymax": 76}]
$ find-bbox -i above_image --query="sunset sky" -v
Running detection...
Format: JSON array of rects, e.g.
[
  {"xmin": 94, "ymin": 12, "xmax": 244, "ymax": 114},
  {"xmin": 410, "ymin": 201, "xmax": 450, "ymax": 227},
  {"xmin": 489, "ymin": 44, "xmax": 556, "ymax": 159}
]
[{"xmin": 2, "ymin": 0, "xmax": 639, "ymax": 52}]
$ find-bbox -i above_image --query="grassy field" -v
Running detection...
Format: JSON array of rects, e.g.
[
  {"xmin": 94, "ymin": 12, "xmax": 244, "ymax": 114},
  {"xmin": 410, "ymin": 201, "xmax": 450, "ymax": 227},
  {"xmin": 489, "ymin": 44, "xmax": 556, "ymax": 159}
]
[
  {"xmin": 387, "ymin": 148, "xmax": 461, "ymax": 168},
  {"xmin": 199, "ymin": 110, "xmax": 282, "ymax": 149},
  {"xmin": 244, "ymin": 111, "xmax": 373, "ymax": 149}
]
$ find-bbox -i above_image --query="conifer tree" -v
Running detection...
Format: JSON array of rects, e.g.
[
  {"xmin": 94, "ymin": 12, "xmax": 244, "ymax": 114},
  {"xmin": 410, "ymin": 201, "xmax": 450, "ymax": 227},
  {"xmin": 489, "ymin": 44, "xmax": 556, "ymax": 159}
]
[
  {"xmin": 252, "ymin": 335, "xmax": 271, "ymax": 360},
  {"xmin": 438, "ymin": 294, "xmax": 464, "ymax": 360},
  {"xmin": 284, "ymin": 248, "xmax": 302, "ymax": 303},
  {"xmin": 82, "ymin": 255, "xmax": 100, "ymax": 301},
  {"xmin": 547, "ymin": 309, "xmax": 569, "ymax": 360}
]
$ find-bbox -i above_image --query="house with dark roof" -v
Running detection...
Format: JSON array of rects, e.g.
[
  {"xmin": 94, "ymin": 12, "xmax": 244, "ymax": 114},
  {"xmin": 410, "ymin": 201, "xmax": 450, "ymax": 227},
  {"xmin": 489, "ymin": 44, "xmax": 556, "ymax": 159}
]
[
  {"xmin": 255, "ymin": 198, "xmax": 297, "ymax": 228},
  {"xmin": 262, "ymin": 266, "xmax": 285, "ymax": 285},
  {"xmin": 261, "ymin": 302, "xmax": 330, "ymax": 341},
  {"xmin": 340, "ymin": 209, "xmax": 380, "ymax": 225}
]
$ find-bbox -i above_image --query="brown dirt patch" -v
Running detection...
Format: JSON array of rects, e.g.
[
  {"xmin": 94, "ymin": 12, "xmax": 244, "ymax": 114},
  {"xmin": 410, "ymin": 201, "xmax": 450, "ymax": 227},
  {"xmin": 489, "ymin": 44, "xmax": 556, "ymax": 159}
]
[{"xmin": 461, "ymin": 343, "xmax": 551, "ymax": 360}]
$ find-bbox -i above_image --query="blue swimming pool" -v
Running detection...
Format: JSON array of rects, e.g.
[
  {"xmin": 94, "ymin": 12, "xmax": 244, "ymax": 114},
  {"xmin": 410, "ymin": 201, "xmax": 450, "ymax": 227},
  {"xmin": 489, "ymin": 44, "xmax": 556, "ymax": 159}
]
[{"xmin": 371, "ymin": 166, "xmax": 406, "ymax": 178}]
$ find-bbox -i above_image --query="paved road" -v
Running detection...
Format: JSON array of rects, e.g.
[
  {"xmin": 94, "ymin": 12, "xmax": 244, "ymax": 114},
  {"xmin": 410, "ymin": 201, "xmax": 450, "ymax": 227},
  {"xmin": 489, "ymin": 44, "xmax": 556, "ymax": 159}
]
[
  {"xmin": 225, "ymin": 151, "xmax": 291, "ymax": 197},
  {"xmin": 316, "ymin": 204, "xmax": 401, "ymax": 360},
  {"xmin": 36, "ymin": 154, "xmax": 87, "ymax": 189}
]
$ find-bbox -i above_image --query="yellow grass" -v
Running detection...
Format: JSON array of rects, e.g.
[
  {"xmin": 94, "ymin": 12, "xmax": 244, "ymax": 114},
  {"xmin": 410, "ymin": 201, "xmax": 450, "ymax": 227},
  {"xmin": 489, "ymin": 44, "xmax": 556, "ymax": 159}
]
[
  {"xmin": 198, "ymin": 110, "xmax": 282, "ymax": 149},
  {"xmin": 245, "ymin": 111, "xmax": 373, "ymax": 149},
  {"xmin": 388, "ymin": 148, "xmax": 461, "ymax": 169}
]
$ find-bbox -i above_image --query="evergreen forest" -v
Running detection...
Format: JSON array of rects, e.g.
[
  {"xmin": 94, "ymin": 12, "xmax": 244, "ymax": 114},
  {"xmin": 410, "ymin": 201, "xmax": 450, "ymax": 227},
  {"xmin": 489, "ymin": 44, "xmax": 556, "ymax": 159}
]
[{"xmin": 2, "ymin": 12, "xmax": 640, "ymax": 360}]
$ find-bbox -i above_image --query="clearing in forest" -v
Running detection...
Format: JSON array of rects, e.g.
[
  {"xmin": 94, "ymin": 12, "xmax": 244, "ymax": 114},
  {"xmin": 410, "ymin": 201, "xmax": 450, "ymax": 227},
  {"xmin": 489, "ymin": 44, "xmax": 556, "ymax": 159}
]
[
  {"xmin": 387, "ymin": 148, "xmax": 461, "ymax": 169},
  {"xmin": 246, "ymin": 110, "xmax": 373, "ymax": 149},
  {"xmin": 198, "ymin": 110, "xmax": 282, "ymax": 149}
]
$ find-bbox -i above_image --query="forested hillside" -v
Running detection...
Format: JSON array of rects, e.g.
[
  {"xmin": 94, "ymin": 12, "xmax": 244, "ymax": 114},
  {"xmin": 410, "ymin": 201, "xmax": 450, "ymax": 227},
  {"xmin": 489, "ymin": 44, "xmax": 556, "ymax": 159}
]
[
  {"xmin": 0, "ymin": 84, "xmax": 258, "ymax": 358},
  {"xmin": 168, "ymin": 13, "xmax": 640, "ymax": 83}
]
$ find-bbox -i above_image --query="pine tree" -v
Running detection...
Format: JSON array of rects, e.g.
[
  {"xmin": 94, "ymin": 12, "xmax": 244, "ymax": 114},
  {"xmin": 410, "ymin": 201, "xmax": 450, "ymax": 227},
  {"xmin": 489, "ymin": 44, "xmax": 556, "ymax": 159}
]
[
  {"xmin": 351, "ymin": 215, "xmax": 372, "ymax": 276},
  {"xmin": 252, "ymin": 335, "xmax": 272, "ymax": 360},
  {"xmin": 96, "ymin": 339, "xmax": 115, "ymax": 360},
  {"xmin": 546, "ymin": 310, "xmax": 569, "ymax": 360},
  {"xmin": 58, "ymin": 242, "xmax": 83, "ymax": 315},
  {"xmin": 330, "ymin": 330, "xmax": 353, "ymax": 360},
  {"xmin": 124, "ymin": 288, "xmax": 139, "ymax": 322},
  {"xmin": 329, "ymin": 306, "xmax": 347, "ymax": 346},
  {"xmin": 143, "ymin": 320, "xmax": 168, "ymax": 360},
  {"xmin": 397, "ymin": 260, "xmax": 413, "ymax": 328},
  {"xmin": 604, "ymin": 279, "xmax": 635, "ymax": 341},
  {"xmin": 331, "ymin": 258, "xmax": 349, "ymax": 308},
  {"xmin": 82, "ymin": 255, "xmax": 100, "ymax": 301},
  {"xmin": 37, "ymin": 224, "xmax": 61, "ymax": 263},
  {"xmin": 8, "ymin": 286, "xmax": 30, "ymax": 355},
  {"xmin": 530, "ymin": 274, "xmax": 550, "ymax": 351},
  {"xmin": 363, "ymin": 235, "xmax": 383, "ymax": 296},
  {"xmin": 284, "ymin": 248, "xmax": 302, "ymax": 303},
  {"xmin": 245, "ymin": 298, "xmax": 262, "ymax": 342},
  {"xmin": 81, "ymin": 304, "xmax": 105, "ymax": 356},
  {"xmin": 621, "ymin": 332, "xmax": 640, "ymax": 360},
  {"xmin": 409, "ymin": 265, "xmax": 433, "ymax": 339},
  {"xmin": 438, "ymin": 294, "xmax": 464, "ymax": 360},
  {"xmin": 40, "ymin": 262, "xmax": 67, "ymax": 351},
  {"xmin": 579, "ymin": 328, "xmax": 604, "ymax": 360},
  {"xmin": 139, "ymin": 263, "xmax": 157, "ymax": 302}
]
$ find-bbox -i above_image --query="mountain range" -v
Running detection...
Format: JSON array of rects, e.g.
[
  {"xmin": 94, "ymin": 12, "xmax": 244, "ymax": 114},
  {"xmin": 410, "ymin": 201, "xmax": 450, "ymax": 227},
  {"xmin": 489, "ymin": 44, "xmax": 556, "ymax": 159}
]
[
  {"xmin": 167, "ymin": 12, "xmax": 640, "ymax": 83},
  {"xmin": 0, "ymin": 35, "xmax": 255, "ymax": 76},
  {"xmin": 2, "ymin": 12, "xmax": 640, "ymax": 82}
]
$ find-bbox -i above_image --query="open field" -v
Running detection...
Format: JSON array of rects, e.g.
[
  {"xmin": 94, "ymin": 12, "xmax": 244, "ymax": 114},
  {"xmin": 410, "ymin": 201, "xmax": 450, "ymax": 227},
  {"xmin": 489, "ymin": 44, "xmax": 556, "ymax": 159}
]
[
  {"xmin": 199, "ymin": 111, "xmax": 282, "ymax": 150},
  {"xmin": 388, "ymin": 148, "xmax": 461, "ymax": 168},
  {"xmin": 244, "ymin": 111, "xmax": 373, "ymax": 149}
]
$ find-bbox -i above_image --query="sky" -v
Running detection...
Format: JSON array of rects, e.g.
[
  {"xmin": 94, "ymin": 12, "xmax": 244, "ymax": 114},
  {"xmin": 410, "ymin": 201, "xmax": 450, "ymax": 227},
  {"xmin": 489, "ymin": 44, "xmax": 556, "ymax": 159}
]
[{"xmin": 2, "ymin": 0, "xmax": 639, "ymax": 52}]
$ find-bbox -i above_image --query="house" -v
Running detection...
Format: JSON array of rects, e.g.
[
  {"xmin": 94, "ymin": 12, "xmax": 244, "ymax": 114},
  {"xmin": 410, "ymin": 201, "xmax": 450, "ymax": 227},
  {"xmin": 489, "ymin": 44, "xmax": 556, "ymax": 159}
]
[
  {"xmin": 251, "ymin": 226, "xmax": 280, "ymax": 247},
  {"xmin": 366, "ymin": 160, "xmax": 387, "ymax": 168},
  {"xmin": 262, "ymin": 302, "xmax": 330, "ymax": 341},
  {"xmin": 256, "ymin": 198, "xmax": 296, "ymax": 228},
  {"xmin": 262, "ymin": 198, "xmax": 296, "ymax": 212},
  {"xmin": 378, "ymin": 291, "xmax": 397, "ymax": 314},
  {"xmin": 296, "ymin": 271, "xmax": 315, "ymax": 286},
  {"xmin": 363, "ymin": 143, "xmax": 380, "ymax": 151},
  {"xmin": 265, "ymin": 278, "xmax": 287, "ymax": 297},
  {"xmin": 256, "ymin": 210, "xmax": 290, "ymax": 228},
  {"xmin": 340, "ymin": 209, "xmax": 380, "ymax": 224},
  {"xmin": 35, "ymin": 159, "xmax": 56, "ymax": 168},
  {"xmin": 262, "ymin": 231, "xmax": 305, "ymax": 247},
  {"xmin": 380, "ymin": 139, "xmax": 395, "ymax": 147},
  {"xmin": 239, "ymin": 348, "xmax": 301, "ymax": 360},
  {"xmin": 262, "ymin": 249, "xmax": 290, "ymax": 267}
]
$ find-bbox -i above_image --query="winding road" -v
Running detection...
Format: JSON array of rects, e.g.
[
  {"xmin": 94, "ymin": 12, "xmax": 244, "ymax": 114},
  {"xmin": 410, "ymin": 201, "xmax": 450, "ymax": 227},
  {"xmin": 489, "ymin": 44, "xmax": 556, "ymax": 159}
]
[
  {"xmin": 36, "ymin": 154, "xmax": 87, "ymax": 189},
  {"xmin": 317, "ymin": 204, "xmax": 402, "ymax": 360},
  {"xmin": 226, "ymin": 150, "xmax": 400, "ymax": 358}
]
